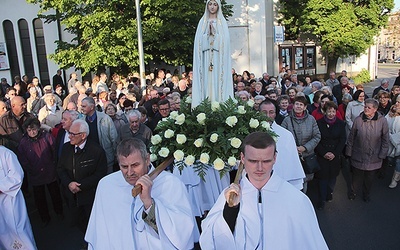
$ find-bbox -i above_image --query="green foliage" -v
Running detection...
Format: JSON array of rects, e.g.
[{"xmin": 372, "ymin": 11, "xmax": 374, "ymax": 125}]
[
  {"xmin": 26, "ymin": 0, "xmax": 233, "ymax": 74},
  {"xmin": 150, "ymin": 97, "xmax": 277, "ymax": 180},
  {"xmin": 353, "ymin": 68, "xmax": 371, "ymax": 84},
  {"xmin": 279, "ymin": 0, "xmax": 394, "ymax": 70}
]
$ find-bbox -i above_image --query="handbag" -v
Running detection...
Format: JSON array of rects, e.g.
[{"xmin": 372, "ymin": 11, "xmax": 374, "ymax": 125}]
[
  {"xmin": 300, "ymin": 153, "xmax": 320, "ymax": 174},
  {"xmin": 290, "ymin": 117, "xmax": 320, "ymax": 174}
]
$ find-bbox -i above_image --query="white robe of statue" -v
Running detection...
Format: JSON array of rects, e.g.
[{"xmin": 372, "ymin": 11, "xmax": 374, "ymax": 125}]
[
  {"xmin": 200, "ymin": 172, "xmax": 328, "ymax": 250},
  {"xmin": 0, "ymin": 146, "xmax": 37, "ymax": 250},
  {"xmin": 192, "ymin": 0, "xmax": 233, "ymax": 107}
]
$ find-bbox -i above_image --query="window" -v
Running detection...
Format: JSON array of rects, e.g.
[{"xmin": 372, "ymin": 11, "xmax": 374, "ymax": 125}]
[
  {"xmin": 279, "ymin": 45, "xmax": 316, "ymax": 75},
  {"xmin": 18, "ymin": 19, "xmax": 35, "ymax": 79},
  {"xmin": 33, "ymin": 19, "xmax": 50, "ymax": 86},
  {"xmin": 2, "ymin": 20, "xmax": 20, "ymax": 78}
]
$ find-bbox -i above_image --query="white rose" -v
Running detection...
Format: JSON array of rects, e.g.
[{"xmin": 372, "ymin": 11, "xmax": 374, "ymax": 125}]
[
  {"xmin": 211, "ymin": 101, "xmax": 220, "ymax": 111},
  {"xmin": 186, "ymin": 96, "xmax": 192, "ymax": 104},
  {"xmin": 225, "ymin": 116, "xmax": 238, "ymax": 127},
  {"xmin": 164, "ymin": 129, "xmax": 175, "ymax": 139},
  {"xmin": 210, "ymin": 133, "xmax": 219, "ymax": 143},
  {"xmin": 230, "ymin": 137, "xmax": 242, "ymax": 148},
  {"xmin": 197, "ymin": 113, "xmax": 206, "ymax": 125},
  {"xmin": 249, "ymin": 118, "xmax": 260, "ymax": 128},
  {"xmin": 150, "ymin": 153, "xmax": 158, "ymax": 162},
  {"xmin": 194, "ymin": 138, "xmax": 203, "ymax": 148},
  {"xmin": 175, "ymin": 113, "xmax": 185, "ymax": 125},
  {"xmin": 151, "ymin": 134, "xmax": 162, "ymax": 145},
  {"xmin": 247, "ymin": 99, "xmax": 255, "ymax": 107},
  {"xmin": 185, "ymin": 155, "xmax": 195, "ymax": 165},
  {"xmin": 176, "ymin": 134, "xmax": 187, "ymax": 144},
  {"xmin": 213, "ymin": 158, "xmax": 225, "ymax": 170},
  {"xmin": 170, "ymin": 111, "xmax": 179, "ymax": 120},
  {"xmin": 199, "ymin": 153, "xmax": 210, "ymax": 164},
  {"xmin": 228, "ymin": 156, "xmax": 237, "ymax": 166},
  {"xmin": 261, "ymin": 121, "xmax": 271, "ymax": 130},
  {"xmin": 237, "ymin": 105, "xmax": 246, "ymax": 114},
  {"xmin": 158, "ymin": 147, "xmax": 170, "ymax": 158},
  {"xmin": 173, "ymin": 150, "xmax": 184, "ymax": 161}
]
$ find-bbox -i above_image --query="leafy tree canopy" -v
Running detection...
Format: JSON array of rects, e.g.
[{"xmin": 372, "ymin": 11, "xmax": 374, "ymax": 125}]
[
  {"xmin": 279, "ymin": 0, "xmax": 394, "ymax": 73},
  {"xmin": 27, "ymin": 0, "xmax": 233, "ymax": 74}
]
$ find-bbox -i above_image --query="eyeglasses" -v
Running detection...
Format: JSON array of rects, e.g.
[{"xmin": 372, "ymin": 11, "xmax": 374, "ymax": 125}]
[{"xmin": 69, "ymin": 132, "xmax": 83, "ymax": 137}]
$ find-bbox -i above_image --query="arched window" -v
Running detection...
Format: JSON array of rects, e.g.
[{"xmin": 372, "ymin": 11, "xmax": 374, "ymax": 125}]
[
  {"xmin": 2, "ymin": 20, "xmax": 20, "ymax": 79},
  {"xmin": 18, "ymin": 19, "xmax": 35, "ymax": 79},
  {"xmin": 33, "ymin": 18, "xmax": 50, "ymax": 86}
]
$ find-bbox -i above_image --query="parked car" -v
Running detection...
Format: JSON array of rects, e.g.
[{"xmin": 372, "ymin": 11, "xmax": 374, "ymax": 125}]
[
  {"xmin": 378, "ymin": 58, "xmax": 388, "ymax": 63},
  {"xmin": 394, "ymin": 58, "xmax": 400, "ymax": 63}
]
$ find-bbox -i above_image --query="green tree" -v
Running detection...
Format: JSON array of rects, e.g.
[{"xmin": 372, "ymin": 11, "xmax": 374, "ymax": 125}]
[
  {"xmin": 279, "ymin": 0, "xmax": 394, "ymax": 76},
  {"xmin": 27, "ymin": 0, "xmax": 233, "ymax": 74}
]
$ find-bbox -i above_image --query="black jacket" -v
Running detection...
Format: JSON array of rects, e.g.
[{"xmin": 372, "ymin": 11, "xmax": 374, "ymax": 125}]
[{"xmin": 57, "ymin": 139, "xmax": 107, "ymax": 206}]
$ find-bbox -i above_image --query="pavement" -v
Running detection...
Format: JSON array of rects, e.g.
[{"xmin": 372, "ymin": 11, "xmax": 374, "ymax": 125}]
[{"xmin": 25, "ymin": 64, "xmax": 400, "ymax": 250}]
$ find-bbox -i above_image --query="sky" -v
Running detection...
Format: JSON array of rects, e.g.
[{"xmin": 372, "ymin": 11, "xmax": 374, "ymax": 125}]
[{"xmin": 396, "ymin": 0, "xmax": 400, "ymax": 11}]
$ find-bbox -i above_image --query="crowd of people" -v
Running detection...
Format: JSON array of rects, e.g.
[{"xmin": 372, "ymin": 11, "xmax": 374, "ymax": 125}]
[{"xmin": 1, "ymin": 65, "xmax": 400, "ymax": 249}]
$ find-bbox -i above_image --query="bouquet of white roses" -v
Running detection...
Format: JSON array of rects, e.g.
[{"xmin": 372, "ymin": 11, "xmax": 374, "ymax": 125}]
[{"xmin": 150, "ymin": 97, "xmax": 277, "ymax": 180}]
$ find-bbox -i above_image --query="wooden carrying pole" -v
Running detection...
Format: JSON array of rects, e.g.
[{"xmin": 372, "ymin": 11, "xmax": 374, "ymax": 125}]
[
  {"xmin": 132, "ymin": 155, "xmax": 175, "ymax": 197},
  {"xmin": 228, "ymin": 161, "xmax": 244, "ymax": 207}
]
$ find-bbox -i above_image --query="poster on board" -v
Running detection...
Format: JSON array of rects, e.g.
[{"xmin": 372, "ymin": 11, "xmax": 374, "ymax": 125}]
[{"xmin": 0, "ymin": 42, "xmax": 10, "ymax": 70}]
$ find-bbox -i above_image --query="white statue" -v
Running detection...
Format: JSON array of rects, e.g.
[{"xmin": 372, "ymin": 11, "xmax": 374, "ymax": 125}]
[{"xmin": 192, "ymin": 0, "xmax": 233, "ymax": 107}]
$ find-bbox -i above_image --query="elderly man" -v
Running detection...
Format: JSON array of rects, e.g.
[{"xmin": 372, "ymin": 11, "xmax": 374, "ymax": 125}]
[
  {"xmin": 85, "ymin": 138, "xmax": 195, "ymax": 249},
  {"xmin": 372, "ymin": 79, "xmax": 390, "ymax": 98},
  {"xmin": 259, "ymin": 99, "xmax": 305, "ymax": 189},
  {"xmin": 120, "ymin": 110, "xmax": 152, "ymax": 147},
  {"xmin": 0, "ymin": 146, "xmax": 37, "ymax": 250},
  {"xmin": 0, "ymin": 96, "xmax": 34, "ymax": 152},
  {"xmin": 55, "ymin": 110, "xmax": 79, "ymax": 162},
  {"xmin": 200, "ymin": 132, "xmax": 327, "ymax": 249},
  {"xmin": 81, "ymin": 97, "xmax": 118, "ymax": 173},
  {"xmin": 57, "ymin": 119, "xmax": 107, "ymax": 242},
  {"xmin": 325, "ymin": 72, "xmax": 340, "ymax": 90},
  {"xmin": 96, "ymin": 73, "xmax": 109, "ymax": 94},
  {"xmin": 332, "ymin": 77, "xmax": 354, "ymax": 105}
]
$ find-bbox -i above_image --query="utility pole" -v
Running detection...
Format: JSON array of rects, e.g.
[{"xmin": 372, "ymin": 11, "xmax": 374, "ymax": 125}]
[{"xmin": 135, "ymin": 0, "xmax": 146, "ymax": 91}]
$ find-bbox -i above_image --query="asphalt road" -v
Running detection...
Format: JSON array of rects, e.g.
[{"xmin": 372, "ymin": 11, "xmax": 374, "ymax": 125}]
[{"xmin": 26, "ymin": 64, "xmax": 400, "ymax": 250}]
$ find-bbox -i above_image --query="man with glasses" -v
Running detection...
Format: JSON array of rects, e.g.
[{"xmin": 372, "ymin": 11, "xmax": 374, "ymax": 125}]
[
  {"xmin": 147, "ymin": 99, "xmax": 170, "ymax": 132},
  {"xmin": 58, "ymin": 119, "xmax": 107, "ymax": 247}
]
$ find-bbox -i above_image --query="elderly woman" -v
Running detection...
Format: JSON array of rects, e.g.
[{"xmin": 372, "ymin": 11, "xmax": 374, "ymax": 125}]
[
  {"xmin": 18, "ymin": 118, "xmax": 63, "ymax": 226},
  {"xmin": 337, "ymin": 93, "xmax": 353, "ymax": 120},
  {"xmin": 345, "ymin": 90, "xmax": 365, "ymax": 135},
  {"xmin": 104, "ymin": 102, "xmax": 127, "ymax": 138},
  {"xmin": 235, "ymin": 90, "xmax": 251, "ymax": 102},
  {"xmin": 376, "ymin": 90, "xmax": 391, "ymax": 116},
  {"xmin": 252, "ymin": 82, "xmax": 266, "ymax": 97},
  {"xmin": 253, "ymin": 95, "xmax": 266, "ymax": 111},
  {"xmin": 315, "ymin": 101, "xmax": 346, "ymax": 210},
  {"xmin": 38, "ymin": 93, "xmax": 64, "ymax": 131},
  {"xmin": 387, "ymin": 95, "xmax": 400, "ymax": 188},
  {"xmin": 282, "ymin": 96, "xmax": 321, "ymax": 193},
  {"xmin": 346, "ymin": 98, "xmax": 389, "ymax": 202}
]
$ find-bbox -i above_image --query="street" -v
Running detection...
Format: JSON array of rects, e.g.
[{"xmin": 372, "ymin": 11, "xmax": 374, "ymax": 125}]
[{"xmin": 27, "ymin": 64, "xmax": 400, "ymax": 250}]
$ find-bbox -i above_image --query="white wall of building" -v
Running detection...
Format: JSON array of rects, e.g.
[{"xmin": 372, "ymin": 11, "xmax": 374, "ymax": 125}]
[{"xmin": 0, "ymin": 0, "xmax": 64, "ymax": 84}]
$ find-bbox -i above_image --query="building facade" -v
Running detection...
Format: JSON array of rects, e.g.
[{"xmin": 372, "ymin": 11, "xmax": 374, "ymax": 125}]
[{"xmin": 377, "ymin": 11, "xmax": 400, "ymax": 61}]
